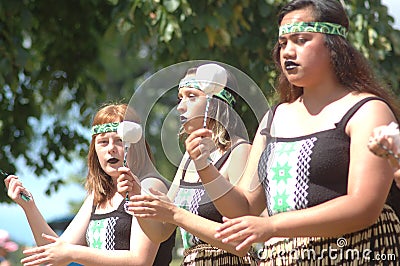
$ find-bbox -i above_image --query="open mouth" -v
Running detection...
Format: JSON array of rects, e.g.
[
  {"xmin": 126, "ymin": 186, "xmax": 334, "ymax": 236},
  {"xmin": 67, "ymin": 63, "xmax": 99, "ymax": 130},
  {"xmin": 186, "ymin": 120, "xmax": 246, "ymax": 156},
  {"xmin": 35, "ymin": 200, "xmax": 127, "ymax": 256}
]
[
  {"xmin": 180, "ymin": 115, "xmax": 187, "ymax": 125},
  {"xmin": 107, "ymin": 158, "xmax": 119, "ymax": 164},
  {"xmin": 284, "ymin": 60, "xmax": 299, "ymax": 71}
]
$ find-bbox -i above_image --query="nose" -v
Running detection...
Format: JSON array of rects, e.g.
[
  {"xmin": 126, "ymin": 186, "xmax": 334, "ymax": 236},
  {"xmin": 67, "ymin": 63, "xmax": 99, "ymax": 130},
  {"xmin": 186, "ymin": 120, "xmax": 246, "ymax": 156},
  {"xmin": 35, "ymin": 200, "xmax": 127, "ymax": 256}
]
[
  {"xmin": 107, "ymin": 140, "xmax": 119, "ymax": 154},
  {"xmin": 281, "ymin": 41, "xmax": 296, "ymax": 60},
  {"xmin": 177, "ymin": 98, "xmax": 186, "ymax": 114}
]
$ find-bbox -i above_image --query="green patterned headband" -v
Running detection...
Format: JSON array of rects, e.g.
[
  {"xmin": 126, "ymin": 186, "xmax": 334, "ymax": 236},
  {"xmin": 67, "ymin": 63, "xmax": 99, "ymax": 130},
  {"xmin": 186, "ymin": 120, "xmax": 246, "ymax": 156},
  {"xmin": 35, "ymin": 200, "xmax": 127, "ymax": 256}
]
[
  {"xmin": 178, "ymin": 79, "xmax": 236, "ymax": 107},
  {"xmin": 91, "ymin": 122, "xmax": 120, "ymax": 135},
  {"xmin": 279, "ymin": 22, "xmax": 347, "ymax": 38}
]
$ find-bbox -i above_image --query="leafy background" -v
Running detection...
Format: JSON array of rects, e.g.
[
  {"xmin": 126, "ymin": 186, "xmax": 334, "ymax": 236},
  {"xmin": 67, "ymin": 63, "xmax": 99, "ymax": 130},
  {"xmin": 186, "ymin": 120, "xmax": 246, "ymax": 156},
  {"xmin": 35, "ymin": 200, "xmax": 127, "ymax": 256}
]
[
  {"xmin": 1, "ymin": 0, "xmax": 399, "ymax": 215},
  {"xmin": 1, "ymin": 0, "xmax": 400, "ymax": 263}
]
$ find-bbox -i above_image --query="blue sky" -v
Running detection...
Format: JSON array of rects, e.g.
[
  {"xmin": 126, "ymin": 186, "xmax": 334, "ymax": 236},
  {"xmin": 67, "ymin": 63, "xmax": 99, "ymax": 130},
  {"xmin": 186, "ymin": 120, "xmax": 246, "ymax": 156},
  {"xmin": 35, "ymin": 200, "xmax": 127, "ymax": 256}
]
[
  {"xmin": 382, "ymin": 0, "xmax": 400, "ymax": 29},
  {"xmin": 0, "ymin": 158, "xmax": 86, "ymax": 246},
  {"xmin": 1, "ymin": 1, "xmax": 400, "ymax": 247}
]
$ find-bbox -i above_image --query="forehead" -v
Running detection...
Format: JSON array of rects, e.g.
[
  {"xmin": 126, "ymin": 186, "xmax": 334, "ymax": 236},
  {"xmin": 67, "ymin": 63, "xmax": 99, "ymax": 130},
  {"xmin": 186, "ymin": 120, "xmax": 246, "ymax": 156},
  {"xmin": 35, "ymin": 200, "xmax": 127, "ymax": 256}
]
[{"xmin": 280, "ymin": 7, "xmax": 315, "ymax": 26}]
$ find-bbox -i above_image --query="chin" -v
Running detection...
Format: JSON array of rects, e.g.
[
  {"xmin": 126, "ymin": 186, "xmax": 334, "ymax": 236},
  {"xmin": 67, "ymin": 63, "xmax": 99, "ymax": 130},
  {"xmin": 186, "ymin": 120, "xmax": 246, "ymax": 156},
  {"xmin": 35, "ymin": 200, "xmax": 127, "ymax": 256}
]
[{"xmin": 106, "ymin": 166, "xmax": 120, "ymax": 175}]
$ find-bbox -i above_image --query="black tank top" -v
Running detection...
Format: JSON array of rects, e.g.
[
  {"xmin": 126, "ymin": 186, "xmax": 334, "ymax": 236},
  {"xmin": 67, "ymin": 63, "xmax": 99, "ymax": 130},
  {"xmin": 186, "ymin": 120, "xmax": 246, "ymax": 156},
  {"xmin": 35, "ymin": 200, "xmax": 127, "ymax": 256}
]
[
  {"xmin": 258, "ymin": 96, "xmax": 400, "ymax": 216},
  {"xmin": 175, "ymin": 141, "xmax": 250, "ymax": 248},
  {"xmin": 86, "ymin": 183, "xmax": 175, "ymax": 265}
]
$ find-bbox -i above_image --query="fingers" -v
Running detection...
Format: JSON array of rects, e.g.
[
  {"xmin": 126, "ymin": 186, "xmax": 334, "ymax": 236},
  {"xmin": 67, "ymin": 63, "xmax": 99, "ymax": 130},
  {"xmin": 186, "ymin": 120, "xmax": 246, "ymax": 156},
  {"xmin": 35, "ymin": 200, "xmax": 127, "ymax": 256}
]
[
  {"xmin": 215, "ymin": 217, "xmax": 241, "ymax": 239},
  {"xmin": 23, "ymin": 246, "xmax": 45, "ymax": 256},
  {"xmin": 21, "ymin": 255, "xmax": 49, "ymax": 266},
  {"xmin": 126, "ymin": 194, "xmax": 171, "ymax": 220},
  {"xmin": 22, "ymin": 247, "xmax": 49, "ymax": 266},
  {"xmin": 117, "ymin": 168, "xmax": 137, "ymax": 195},
  {"xmin": 6, "ymin": 175, "xmax": 31, "ymax": 202},
  {"xmin": 235, "ymin": 235, "xmax": 257, "ymax": 251},
  {"xmin": 185, "ymin": 128, "xmax": 213, "ymax": 143},
  {"xmin": 147, "ymin": 187, "xmax": 168, "ymax": 199},
  {"xmin": 148, "ymin": 187, "xmax": 162, "ymax": 195},
  {"xmin": 4, "ymin": 175, "xmax": 18, "ymax": 189},
  {"xmin": 368, "ymin": 137, "xmax": 390, "ymax": 158},
  {"xmin": 185, "ymin": 136, "xmax": 205, "ymax": 160},
  {"xmin": 41, "ymin": 233, "xmax": 58, "ymax": 243},
  {"xmin": 185, "ymin": 129, "xmax": 213, "ymax": 157},
  {"xmin": 128, "ymin": 195, "xmax": 157, "ymax": 210},
  {"xmin": 126, "ymin": 197, "xmax": 158, "ymax": 217}
]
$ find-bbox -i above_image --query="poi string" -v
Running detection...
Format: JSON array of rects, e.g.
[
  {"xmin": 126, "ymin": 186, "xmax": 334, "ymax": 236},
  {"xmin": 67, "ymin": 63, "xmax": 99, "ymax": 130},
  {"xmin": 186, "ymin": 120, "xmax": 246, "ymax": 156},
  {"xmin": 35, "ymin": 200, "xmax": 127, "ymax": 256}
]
[
  {"xmin": 203, "ymin": 95, "xmax": 211, "ymax": 129},
  {"xmin": 117, "ymin": 121, "xmax": 142, "ymax": 211},
  {"xmin": 123, "ymin": 144, "xmax": 129, "ymax": 205},
  {"xmin": 196, "ymin": 64, "xmax": 227, "ymax": 163},
  {"xmin": 1, "ymin": 169, "xmax": 31, "ymax": 201}
]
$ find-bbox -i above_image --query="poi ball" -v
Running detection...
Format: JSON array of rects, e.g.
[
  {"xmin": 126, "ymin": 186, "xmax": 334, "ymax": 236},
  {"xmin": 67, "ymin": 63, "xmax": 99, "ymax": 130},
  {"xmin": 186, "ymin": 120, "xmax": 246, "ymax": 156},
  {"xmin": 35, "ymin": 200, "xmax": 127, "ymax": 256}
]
[
  {"xmin": 195, "ymin": 63, "xmax": 227, "ymax": 96},
  {"xmin": 117, "ymin": 121, "xmax": 142, "ymax": 144}
]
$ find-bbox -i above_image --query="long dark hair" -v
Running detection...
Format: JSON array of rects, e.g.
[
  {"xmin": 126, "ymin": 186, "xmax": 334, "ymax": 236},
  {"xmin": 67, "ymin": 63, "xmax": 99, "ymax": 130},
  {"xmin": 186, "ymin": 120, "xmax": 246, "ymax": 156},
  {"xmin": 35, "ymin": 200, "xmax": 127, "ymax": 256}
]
[{"xmin": 272, "ymin": 0, "xmax": 399, "ymax": 118}]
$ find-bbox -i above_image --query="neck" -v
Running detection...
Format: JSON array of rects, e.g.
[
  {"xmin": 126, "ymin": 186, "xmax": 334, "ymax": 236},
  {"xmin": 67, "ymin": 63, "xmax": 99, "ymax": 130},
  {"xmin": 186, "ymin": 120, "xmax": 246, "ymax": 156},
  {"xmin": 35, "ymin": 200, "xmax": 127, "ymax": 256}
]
[{"xmin": 300, "ymin": 86, "xmax": 349, "ymax": 115}]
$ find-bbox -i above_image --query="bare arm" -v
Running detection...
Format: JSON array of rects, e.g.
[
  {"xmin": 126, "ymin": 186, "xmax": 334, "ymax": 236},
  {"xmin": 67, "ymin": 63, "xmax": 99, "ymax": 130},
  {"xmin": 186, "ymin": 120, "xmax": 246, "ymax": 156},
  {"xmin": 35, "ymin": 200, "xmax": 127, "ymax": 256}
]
[
  {"xmin": 368, "ymin": 122, "xmax": 400, "ymax": 188},
  {"xmin": 22, "ymin": 209, "xmax": 159, "ymax": 266},
  {"xmin": 216, "ymin": 101, "xmax": 397, "ymax": 250},
  {"xmin": 186, "ymin": 113, "xmax": 271, "ymax": 217},
  {"xmin": 117, "ymin": 167, "xmax": 178, "ymax": 243},
  {"xmin": 129, "ymin": 190, "xmax": 249, "ymax": 257},
  {"xmin": 5, "ymin": 175, "xmax": 58, "ymax": 245}
]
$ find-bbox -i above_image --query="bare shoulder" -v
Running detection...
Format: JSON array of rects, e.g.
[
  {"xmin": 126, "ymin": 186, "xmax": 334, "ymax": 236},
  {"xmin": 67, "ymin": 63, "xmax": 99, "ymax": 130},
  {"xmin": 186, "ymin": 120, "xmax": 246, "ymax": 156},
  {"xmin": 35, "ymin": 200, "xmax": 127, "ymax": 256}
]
[
  {"xmin": 231, "ymin": 137, "xmax": 252, "ymax": 153},
  {"xmin": 141, "ymin": 175, "xmax": 170, "ymax": 193},
  {"xmin": 347, "ymin": 94, "xmax": 396, "ymax": 134},
  {"xmin": 349, "ymin": 94, "xmax": 395, "ymax": 122}
]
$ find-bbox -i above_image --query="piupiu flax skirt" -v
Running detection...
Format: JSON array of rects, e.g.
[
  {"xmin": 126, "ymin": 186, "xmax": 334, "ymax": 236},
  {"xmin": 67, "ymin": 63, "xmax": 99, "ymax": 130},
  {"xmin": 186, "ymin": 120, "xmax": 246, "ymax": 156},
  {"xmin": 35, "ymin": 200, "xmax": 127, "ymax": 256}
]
[
  {"xmin": 182, "ymin": 243, "xmax": 258, "ymax": 266},
  {"xmin": 258, "ymin": 205, "xmax": 400, "ymax": 265}
]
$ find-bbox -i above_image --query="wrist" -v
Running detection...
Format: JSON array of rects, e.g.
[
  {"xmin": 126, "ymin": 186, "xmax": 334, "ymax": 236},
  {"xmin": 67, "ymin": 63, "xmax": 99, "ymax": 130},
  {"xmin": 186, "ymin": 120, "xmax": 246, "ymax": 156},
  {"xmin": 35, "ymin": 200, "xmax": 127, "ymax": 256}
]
[
  {"xmin": 267, "ymin": 216, "xmax": 279, "ymax": 238},
  {"xmin": 195, "ymin": 161, "xmax": 211, "ymax": 172},
  {"xmin": 172, "ymin": 205, "xmax": 184, "ymax": 227}
]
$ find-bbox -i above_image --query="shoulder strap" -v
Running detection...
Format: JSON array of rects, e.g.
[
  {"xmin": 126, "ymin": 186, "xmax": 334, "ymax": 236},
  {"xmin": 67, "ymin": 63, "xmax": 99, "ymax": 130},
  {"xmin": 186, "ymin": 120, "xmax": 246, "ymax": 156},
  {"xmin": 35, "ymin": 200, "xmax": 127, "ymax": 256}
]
[
  {"xmin": 260, "ymin": 104, "xmax": 280, "ymax": 136},
  {"xmin": 336, "ymin": 97, "xmax": 388, "ymax": 128},
  {"xmin": 181, "ymin": 141, "xmax": 251, "ymax": 179},
  {"xmin": 117, "ymin": 198, "xmax": 126, "ymax": 211},
  {"xmin": 213, "ymin": 141, "xmax": 251, "ymax": 170},
  {"xmin": 181, "ymin": 157, "xmax": 192, "ymax": 180}
]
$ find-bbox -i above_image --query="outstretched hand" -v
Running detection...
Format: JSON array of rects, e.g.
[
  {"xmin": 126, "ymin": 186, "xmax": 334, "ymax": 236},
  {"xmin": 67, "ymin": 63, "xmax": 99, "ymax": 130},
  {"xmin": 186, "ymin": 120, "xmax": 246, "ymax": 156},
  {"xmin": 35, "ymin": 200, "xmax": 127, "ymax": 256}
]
[
  {"xmin": 368, "ymin": 123, "xmax": 400, "ymax": 164},
  {"xmin": 22, "ymin": 234, "xmax": 72, "ymax": 266},
  {"xmin": 368, "ymin": 123, "xmax": 400, "ymax": 188},
  {"xmin": 214, "ymin": 216, "xmax": 272, "ymax": 251},
  {"xmin": 126, "ymin": 188, "xmax": 176, "ymax": 223}
]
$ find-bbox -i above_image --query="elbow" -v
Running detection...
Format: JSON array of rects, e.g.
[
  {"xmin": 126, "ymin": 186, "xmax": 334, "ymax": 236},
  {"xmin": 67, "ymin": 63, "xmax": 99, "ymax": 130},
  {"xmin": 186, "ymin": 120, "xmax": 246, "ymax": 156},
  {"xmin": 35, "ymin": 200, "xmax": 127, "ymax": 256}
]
[
  {"xmin": 227, "ymin": 246, "xmax": 251, "ymax": 257},
  {"xmin": 237, "ymin": 248, "xmax": 250, "ymax": 258},
  {"xmin": 359, "ymin": 210, "xmax": 381, "ymax": 229},
  {"xmin": 348, "ymin": 206, "xmax": 382, "ymax": 233}
]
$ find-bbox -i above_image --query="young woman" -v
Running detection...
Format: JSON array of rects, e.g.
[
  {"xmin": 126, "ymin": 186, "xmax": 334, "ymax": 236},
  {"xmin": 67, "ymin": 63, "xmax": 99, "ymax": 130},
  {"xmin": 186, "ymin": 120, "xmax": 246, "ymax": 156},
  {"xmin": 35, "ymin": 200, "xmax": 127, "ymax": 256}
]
[
  {"xmin": 185, "ymin": 1, "xmax": 400, "ymax": 265},
  {"xmin": 5, "ymin": 103, "xmax": 174, "ymax": 266},
  {"xmin": 118, "ymin": 64, "xmax": 258, "ymax": 265}
]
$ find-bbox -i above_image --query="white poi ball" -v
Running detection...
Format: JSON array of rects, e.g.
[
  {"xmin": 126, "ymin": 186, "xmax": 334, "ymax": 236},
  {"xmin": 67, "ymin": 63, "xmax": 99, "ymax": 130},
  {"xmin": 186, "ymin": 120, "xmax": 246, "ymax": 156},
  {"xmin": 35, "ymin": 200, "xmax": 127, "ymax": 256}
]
[
  {"xmin": 195, "ymin": 63, "xmax": 227, "ymax": 96},
  {"xmin": 117, "ymin": 121, "xmax": 142, "ymax": 144}
]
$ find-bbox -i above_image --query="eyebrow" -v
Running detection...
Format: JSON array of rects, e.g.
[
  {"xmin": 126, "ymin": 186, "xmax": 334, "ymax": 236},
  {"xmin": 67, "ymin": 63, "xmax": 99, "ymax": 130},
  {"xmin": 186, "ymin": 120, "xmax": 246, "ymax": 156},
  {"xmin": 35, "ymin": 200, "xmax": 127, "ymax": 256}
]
[
  {"xmin": 279, "ymin": 33, "xmax": 302, "ymax": 40},
  {"xmin": 179, "ymin": 87, "xmax": 201, "ymax": 96}
]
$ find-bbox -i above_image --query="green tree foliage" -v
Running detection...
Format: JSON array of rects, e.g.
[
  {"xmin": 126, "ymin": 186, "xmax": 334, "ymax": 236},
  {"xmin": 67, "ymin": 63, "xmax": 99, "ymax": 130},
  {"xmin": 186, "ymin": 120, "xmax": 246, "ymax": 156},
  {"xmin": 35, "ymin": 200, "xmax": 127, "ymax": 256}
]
[{"xmin": 1, "ymin": 0, "xmax": 399, "ymax": 202}]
